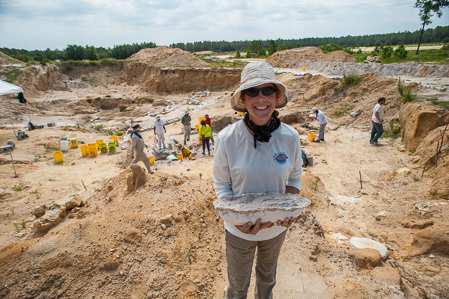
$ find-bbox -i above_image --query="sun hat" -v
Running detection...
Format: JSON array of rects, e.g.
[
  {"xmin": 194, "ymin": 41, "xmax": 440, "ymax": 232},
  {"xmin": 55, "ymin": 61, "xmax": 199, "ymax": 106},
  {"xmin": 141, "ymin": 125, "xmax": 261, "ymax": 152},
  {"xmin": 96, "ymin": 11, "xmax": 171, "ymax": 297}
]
[
  {"xmin": 177, "ymin": 143, "xmax": 183, "ymax": 149},
  {"xmin": 312, "ymin": 107, "xmax": 318, "ymax": 112},
  {"xmin": 132, "ymin": 124, "xmax": 141, "ymax": 132},
  {"xmin": 185, "ymin": 111, "xmax": 189, "ymax": 115},
  {"xmin": 205, "ymin": 114, "xmax": 209, "ymax": 117},
  {"xmin": 230, "ymin": 62, "xmax": 288, "ymax": 112},
  {"xmin": 156, "ymin": 115, "xmax": 161, "ymax": 119}
]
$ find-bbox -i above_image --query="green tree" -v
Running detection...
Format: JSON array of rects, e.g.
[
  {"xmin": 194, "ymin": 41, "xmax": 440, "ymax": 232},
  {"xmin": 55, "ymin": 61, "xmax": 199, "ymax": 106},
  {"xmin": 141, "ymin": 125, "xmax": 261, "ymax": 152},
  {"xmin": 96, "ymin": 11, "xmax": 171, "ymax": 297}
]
[
  {"xmin": 287, "ymin": 44, "xmax": 292, "ymax": 49},
  {"xmin": 443, "ymin": 37, "xmax": 449, "ymax": 43},
  {"xmin": 246, "ymin": 49, "xmax": 252, "ymax": 58},
  {"xmin": 249, "ymin": 40, "xmax": 263, "ymax": 53},
  {"xmin": 267, "ymin": 40, "xmax": 277, "ymax": 55},
  {"xmin": 414, "ymin": 0, "xmax": 449, "ymax": 54},
  {"xmin": 277, "ymin": 44, "xmax": 287, "ymax": 51},
  {"xmin": 381, "ymin": 46, "xmax": 393, "ymax": 60},
  {"xmin": 85, "ymin": 45, "xmax": 98, "ymax": 60},
  {"xmin": 66, "ymin": 45, "xmax": 85, "ymax": 60},
  {"xmin": 257, "ymin": 48, "xmax": 266, "ymax": 57},
  {"xmin": 296, "ymin": 42, "xmax": 302, "ymax": 48},
  {"xmin": 235, "ymin": 50, "xmax": 241, "ymax": 58},
  {"xmin": 394, "ymin": 44, "xmax": 408, "ymax": 58}
]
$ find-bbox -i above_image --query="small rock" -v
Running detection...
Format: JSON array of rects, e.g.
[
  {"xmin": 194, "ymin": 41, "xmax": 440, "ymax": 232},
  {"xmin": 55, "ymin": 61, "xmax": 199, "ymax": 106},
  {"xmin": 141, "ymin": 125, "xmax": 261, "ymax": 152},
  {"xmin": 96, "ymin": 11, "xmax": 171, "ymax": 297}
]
[
  {"xmin": 429, "ymin": 254, "xmax": 435, "ymax": 259},
  {"xmin": 375, "ymin": 211, "xmax": 387, "ymax": 221},
  {"xmin": 161, "ymin": 224, "xmax": 166, "ymax": 230},
  {"xmin": 309, "ymin": 255, "xmax": 317, "ymax": 262}
]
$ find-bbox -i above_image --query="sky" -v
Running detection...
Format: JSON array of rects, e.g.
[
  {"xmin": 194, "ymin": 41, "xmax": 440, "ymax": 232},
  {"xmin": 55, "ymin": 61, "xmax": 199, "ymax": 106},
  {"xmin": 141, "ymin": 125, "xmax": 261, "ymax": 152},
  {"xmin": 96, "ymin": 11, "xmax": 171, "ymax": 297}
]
[{"xmin": 0, "ymin": 0, "xmax": 448, "ymax": 50}]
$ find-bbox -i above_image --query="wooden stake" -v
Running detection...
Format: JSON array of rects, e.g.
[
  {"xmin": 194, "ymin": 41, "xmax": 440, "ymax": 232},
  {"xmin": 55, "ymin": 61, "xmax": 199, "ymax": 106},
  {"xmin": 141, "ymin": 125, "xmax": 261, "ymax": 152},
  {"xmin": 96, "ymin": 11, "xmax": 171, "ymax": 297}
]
[{"xmin": 359, "ymin": 171, "xmax": 363, "ymax": 190}]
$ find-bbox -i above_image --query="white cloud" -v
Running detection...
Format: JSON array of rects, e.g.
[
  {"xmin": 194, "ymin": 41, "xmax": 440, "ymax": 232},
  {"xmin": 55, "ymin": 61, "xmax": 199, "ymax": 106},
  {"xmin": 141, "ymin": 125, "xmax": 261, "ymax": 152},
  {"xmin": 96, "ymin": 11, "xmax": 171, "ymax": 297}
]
[{"xmin": 0, "ymin": 0, "xmax": 448, "ymax": 50}]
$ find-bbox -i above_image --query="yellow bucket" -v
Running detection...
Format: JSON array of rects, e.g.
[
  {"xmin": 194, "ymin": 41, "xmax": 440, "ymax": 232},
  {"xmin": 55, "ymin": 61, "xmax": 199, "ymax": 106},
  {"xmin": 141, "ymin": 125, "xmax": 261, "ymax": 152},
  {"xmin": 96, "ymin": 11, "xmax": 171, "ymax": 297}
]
[
  {"xmin": 53, "ymin": 151, "xmax": 63, "ymax": 164},
  {"xmin": 110, "ymin": 136, "xmax": 118, "ymax": 144},
  {"xmin": 198, "ymin": 116, "xmax": 206, "ymax": 124},
  {"xmin": 195, "ymin": 124, "xmax": 199, "ymax": 132},
  {"xmin": 108, "ymin": 142, "xmax": 116, "ymax": 153},
  {"xmin": 99, "ymin": 143, "xmax": 107, "ymax": 154},
  {"xmin": 88, "ymin": 143, "xmax": 98, "ymax": 157},
  {"xmin": 96, "ymin": 140, "xmax": 104, "ymax": 150},
  {"xmin": 149, "ymin": 157, "xmax": 155, "ymax": 166},
  {"xmin": 308, "ymin": 133, "xmax": 317, "ymax": 142},
  {"xmin": 80, "ymin": 145, "xmax": 89, "ymax": 156},
  {"xmin": 302, "ymin": 66, "xmax": 306, "ymax": 71},
  {"xmin": 69, "ymin": 138, "xmax": 78, "ymax": 148},
  {"xmin": 177, "ymin": 154, "xmax": 183, "ymax": 161},
  {"xmin": 238, "ymin": 112, "xmax": 243, "ymax": 116}
]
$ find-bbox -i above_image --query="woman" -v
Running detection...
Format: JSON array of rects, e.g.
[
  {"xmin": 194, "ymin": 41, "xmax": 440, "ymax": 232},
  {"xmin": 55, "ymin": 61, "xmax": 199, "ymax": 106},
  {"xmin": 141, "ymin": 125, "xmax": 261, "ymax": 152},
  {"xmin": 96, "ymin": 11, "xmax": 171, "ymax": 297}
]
[
  {"xmin": 177, "ymin": 143, "xmax": 193, "ymax": 160},
  {"xmin": 213, "ymin": 61, "xmax": 302, "ymax": 299},
  {"xmin": 198, "ymin": 120, "xmax": 212, "ymax": 156},
  {"xmin": 129, "ymin": 124, "xmax": 153, "ymax": 174}
]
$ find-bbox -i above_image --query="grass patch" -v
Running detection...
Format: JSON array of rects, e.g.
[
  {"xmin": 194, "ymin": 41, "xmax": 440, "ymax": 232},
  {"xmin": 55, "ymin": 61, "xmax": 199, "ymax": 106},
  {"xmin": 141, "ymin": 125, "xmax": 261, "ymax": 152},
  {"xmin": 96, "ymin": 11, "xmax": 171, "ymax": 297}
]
[
  {"xmin": 427, "ymin": 97, "xmax": 449, "ymax": 109},
  {"xmin": 105, "ymin": 95, "xmax": 111, "ymax": 98},
  {"xmin": 334, "ymin": 103, "xmax": 355, "ymax": 117},
  {"xmin": 0, "ymin": 191, "xmax": 6, "ymax": 199},
  {"xmin": 351, "ymin": 47, "xmax": 449, "ymax": 65},
  {"xmin": 81, "ymin": 76, "xmax": 88, "ymax": 81},
  {"xmin": 12, "ymin": 183, "xmax": 30, "ymax": 192},
  {"xmin": 398, "ymin": 78, "xmax": 417, "ymax": 102},
  {"xmin": 383, "ymin": 121, "xmax": 401, "ymax": 139},
  {"xmin": 44, "ymin": 144, "xmax": 60, "ymax": 153},
  {"xmin": 334, "ymin": 73, "xmax": 363, "ymax": 92},
  {"xmin": 3, "ymin": 68, "xmax": 23, "ymax": 83}
]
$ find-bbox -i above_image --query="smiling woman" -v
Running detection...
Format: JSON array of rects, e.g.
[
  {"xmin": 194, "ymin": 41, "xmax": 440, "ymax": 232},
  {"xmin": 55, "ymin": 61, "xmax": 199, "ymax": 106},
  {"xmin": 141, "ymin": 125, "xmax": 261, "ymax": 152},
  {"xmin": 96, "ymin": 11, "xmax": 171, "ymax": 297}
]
[{"xmin": 213, "ymin": 61, "xmax": 303, "ymax": 298}]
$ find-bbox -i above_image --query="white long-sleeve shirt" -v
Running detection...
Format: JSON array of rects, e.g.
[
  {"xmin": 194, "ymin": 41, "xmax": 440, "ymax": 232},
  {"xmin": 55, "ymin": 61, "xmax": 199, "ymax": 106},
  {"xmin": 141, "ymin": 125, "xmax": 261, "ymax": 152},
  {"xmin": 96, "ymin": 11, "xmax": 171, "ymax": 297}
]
[
  {"xmin": 316, "ymin": 110, "xmax": 328, "ymax": 125},
  {"xmin": 213, "ymin": 120, "xmax": 303, "ymax": 241}
]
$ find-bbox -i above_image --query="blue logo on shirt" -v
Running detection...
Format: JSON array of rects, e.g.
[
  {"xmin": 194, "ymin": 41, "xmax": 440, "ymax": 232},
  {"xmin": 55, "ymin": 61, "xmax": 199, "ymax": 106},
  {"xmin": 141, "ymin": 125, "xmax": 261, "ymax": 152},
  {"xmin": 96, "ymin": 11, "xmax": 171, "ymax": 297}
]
[{"xmin": 273, "ymin": 152, "xmax": 288, "ymax": 165}]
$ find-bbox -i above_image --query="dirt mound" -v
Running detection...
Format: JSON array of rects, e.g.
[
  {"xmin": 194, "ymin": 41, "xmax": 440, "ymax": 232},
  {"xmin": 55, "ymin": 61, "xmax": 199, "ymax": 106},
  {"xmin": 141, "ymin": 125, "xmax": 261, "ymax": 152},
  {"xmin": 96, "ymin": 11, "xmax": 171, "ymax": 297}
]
[
  {"xmin": 0, "ymin": 51, "xmax": 24, "ymax": 65},
  {"xmin": 399, "ymin": 102, "xmax": 449, "ymax": 153},
  {"xmin": 128, "ymin": 46, "xmax": 209, "ymax": 68},
  {"xmin": 266, "ymin": 47, "xmax": 356, "ymax": 67},
  {"xmin": 277, "ymin": 72, "xmax": 400, "ymax": 127}
]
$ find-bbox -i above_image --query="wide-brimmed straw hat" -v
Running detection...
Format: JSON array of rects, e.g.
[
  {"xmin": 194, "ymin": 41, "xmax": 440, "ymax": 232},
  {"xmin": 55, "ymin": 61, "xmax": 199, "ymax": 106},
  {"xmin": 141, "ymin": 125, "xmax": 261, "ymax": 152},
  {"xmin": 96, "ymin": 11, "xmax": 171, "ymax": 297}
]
[
  {"xmin": 132, "ymin": 124, "xmax": 141, "ymax": 132},
  {"xmin": 231, "ymin": 62, "xmax": 288, "ymax": 112}
]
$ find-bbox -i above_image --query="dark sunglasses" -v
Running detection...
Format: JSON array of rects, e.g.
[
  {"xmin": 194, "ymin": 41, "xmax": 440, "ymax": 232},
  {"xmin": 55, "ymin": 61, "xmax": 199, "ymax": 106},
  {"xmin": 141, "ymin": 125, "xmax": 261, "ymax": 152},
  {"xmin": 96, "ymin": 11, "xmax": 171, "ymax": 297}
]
[{"xmin": 242, "ymin": 86, "xmax": 277, "ymax": 97}]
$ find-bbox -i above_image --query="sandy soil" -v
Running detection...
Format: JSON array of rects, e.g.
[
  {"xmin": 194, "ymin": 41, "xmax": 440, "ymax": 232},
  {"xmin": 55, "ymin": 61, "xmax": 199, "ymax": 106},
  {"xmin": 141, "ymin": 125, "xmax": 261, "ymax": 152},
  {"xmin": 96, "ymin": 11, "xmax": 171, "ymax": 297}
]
[{"xmin": 0, "ymin": 50, "xmax": 448, "ymax": 298}]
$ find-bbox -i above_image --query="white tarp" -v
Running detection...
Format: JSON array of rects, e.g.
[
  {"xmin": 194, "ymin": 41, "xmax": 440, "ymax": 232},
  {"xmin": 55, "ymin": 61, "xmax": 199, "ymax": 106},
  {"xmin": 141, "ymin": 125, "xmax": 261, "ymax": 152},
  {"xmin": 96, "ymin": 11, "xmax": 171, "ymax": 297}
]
[{"xmin": 0, "ymin": 80, "xmax": 23, "ymax": 96}]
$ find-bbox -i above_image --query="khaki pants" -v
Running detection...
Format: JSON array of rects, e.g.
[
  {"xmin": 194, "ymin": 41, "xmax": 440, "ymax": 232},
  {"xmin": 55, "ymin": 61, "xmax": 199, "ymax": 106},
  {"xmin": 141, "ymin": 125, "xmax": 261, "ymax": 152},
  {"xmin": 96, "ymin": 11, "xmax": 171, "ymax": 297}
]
[
  {"xmin": 129, "ymin": 151, "xmax": 152, "ymax": 173},
  {"xmin": 225, "ymin": 230, "xmax": 287, "ymax": 299},
  {"xmin": 183, "ymin": 125, "xmax": 191, "ymax": 144}
]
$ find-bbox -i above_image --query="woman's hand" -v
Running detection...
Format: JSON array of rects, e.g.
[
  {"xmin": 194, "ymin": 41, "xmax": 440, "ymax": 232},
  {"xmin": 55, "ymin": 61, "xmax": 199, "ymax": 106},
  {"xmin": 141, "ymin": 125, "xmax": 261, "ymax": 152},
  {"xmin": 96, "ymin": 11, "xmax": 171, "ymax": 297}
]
[
  {"xmin": 235, "ymin": 219, "xmax": 273, "ymax": 235},
  {"xmin": 276, "ymin": 217, "xmax": 297, "ymax": 228}
]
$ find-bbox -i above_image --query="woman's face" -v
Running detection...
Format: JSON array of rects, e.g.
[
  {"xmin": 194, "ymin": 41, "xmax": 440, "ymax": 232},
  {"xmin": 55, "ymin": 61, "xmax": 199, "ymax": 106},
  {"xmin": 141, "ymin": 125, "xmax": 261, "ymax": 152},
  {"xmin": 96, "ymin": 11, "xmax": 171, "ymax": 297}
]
[{"xmin": 241, "ymin": 83, "xmax": 278, "ymax": 126}]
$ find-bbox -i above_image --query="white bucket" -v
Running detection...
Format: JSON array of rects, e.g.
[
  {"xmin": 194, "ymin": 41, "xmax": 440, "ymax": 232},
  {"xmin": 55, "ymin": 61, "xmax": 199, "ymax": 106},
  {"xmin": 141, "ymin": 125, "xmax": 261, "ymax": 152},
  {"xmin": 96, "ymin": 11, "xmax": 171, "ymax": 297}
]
[{"xmin": 60, "ymin": 140, "xmax": 69, "ymax": 152}]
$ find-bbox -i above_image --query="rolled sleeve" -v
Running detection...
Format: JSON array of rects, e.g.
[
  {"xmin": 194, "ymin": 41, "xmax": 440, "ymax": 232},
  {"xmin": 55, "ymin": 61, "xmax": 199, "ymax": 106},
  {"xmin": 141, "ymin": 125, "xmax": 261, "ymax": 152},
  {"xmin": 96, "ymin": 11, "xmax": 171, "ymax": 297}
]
[{"xmin": 212, "ymin": 136, "xmax": 233, "ymax": 199}]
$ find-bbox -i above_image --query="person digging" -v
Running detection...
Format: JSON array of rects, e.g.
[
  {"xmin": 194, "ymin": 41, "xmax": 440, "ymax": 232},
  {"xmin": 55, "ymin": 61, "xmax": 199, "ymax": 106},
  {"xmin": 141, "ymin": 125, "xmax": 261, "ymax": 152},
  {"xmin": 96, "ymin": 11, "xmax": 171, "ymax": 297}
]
[
  {"xmin": 128, "ymin": 124, "xmax": 154, "ymax": 174},
  {"xmin": 177, "ymin": 143, "xmax": 193, "ymax": 160},
  {"xmin": 312, "ymin": 107, "xmax": 328, "ymax": 142}
]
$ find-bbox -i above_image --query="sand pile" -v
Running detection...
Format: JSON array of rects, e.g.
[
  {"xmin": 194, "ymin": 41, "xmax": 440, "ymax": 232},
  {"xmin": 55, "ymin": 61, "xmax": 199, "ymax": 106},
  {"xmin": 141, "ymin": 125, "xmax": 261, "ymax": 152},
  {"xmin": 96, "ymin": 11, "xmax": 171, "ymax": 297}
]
[
  {"xmin": 266, "ymin": 47, "xmax": 357, "ymax": 67},
  {"xmin": 128, "ymin": 46, "xmax": 209, "ymax": 68},
  {"xmin": 0, "ymin": 51, "xmax": 24, "ymax": 65}
]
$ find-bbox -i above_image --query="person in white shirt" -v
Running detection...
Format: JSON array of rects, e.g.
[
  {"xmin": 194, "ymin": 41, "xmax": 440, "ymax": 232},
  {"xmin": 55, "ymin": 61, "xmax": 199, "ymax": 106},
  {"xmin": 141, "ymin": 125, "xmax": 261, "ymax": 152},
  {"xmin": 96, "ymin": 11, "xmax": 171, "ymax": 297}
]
[
  {"xmin": 312, "ymin": 107, "xmax": 328, "ymax": 142},
  {"xmin": 213, "ymin": 62, "xmax": 302, "ymax": 299},
  {"xmin": 370, "ymin": 97, "xmax": 386, "ymax": 145},
  {"xmin": 153, "ymin": 115, "xmax": 166, "ymax": 149}
]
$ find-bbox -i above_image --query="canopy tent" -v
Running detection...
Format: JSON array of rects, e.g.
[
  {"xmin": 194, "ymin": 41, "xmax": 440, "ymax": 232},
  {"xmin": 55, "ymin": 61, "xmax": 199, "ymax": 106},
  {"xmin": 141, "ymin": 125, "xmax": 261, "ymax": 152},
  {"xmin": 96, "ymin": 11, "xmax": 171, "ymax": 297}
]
[
  {"xmin": 0, "ymin": 80, "xmax": 23, "ymax": 178},
  {"xmin": 0, "ymin": 80, "xmax": 23, "ymax": 96}
]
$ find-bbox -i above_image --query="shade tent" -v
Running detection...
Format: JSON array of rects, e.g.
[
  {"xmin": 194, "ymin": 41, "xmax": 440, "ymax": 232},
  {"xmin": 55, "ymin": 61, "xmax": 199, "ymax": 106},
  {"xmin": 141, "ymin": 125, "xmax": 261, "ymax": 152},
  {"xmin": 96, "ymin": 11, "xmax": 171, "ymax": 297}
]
[
  {"xmin": 0, "ymin": 80, "xmax": 23, "ymax": 178},
  {"xmin": 0, "ymin": 80, "xmax": 23, "ymax": 96}
]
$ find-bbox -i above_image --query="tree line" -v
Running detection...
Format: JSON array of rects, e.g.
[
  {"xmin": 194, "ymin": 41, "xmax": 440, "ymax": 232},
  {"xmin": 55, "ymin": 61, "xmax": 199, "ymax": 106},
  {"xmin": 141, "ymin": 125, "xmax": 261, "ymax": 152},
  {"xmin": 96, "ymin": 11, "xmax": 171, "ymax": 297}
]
[
  {"xmin": 169, "ymin": 26, "xmax": 449, "ymax": 53},
  {"xmin": 0, "ymin": 42, "xmax": 157, "ymax": 63}
]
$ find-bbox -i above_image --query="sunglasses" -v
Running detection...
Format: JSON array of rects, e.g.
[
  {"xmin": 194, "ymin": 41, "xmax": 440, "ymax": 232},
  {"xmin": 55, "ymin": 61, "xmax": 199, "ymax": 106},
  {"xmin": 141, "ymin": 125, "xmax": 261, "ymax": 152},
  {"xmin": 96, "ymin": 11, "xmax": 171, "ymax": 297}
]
[{"xmin": 242, "ymin": 86, "xmax": 277, "ymax": 97}]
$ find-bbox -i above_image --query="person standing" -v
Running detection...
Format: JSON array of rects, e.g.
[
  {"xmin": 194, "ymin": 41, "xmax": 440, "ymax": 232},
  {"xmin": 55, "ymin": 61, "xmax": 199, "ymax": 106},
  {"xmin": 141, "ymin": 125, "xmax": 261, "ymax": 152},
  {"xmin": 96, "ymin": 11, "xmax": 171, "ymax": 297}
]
[
  {"xmin": 213, "ymin": 61, "xmax": 302, "ymax": 299},
  {"xmin": 153, "ymin": 115, "xmax": 166, "ymax": 149},
  {"xmin": 312, "ymin": 107, "xmax": 327, "ymax": 142},
  {"xmin": 129, "ymin": 124, "xmax": 153, "ymax": 174},
  {"xmin": 199, "ymin": 120, "xmax": 212, "ymax": 156},
  {"xmin": 205, "ymin": 114, "xmax": 211, "ymax": 126},
  {"xmin": 370, "ymin": 97, "xmax": 386, "ymax": 145},
  {"xmin": 181, "ymin": 111, "xmax": 191, "ymax": 145}
]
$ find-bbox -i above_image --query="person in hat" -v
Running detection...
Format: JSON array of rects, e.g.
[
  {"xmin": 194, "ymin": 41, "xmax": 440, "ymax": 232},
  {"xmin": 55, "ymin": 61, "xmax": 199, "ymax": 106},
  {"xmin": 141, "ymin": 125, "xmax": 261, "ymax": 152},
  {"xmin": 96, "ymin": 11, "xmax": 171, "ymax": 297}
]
[
  {"xmin": 312, "ymin": 107, "xmax": 327, "ymax": 142},
  {"xmin": 213, "ymin": 61, "xmax": 302, "ymax": 298},
  {"xmin": 199, "ymin": 120, "xmax": 212, "ymax": 156},
  {"xmin": 129, "ymin": 124, "xmax": 153, "ymax": 174},
  {"xmin": 153, "ymin": 115, "xmax": 166, "ymax": 149},
  {"xmin": 177, "ymin": 143, "xmax": 193, "ymax": 160},
  {"xmin": 181, "ymin": 111, "xmax": 191, "ymax": 145},
  {"xmin": 370, "ymin": 97, "xmax": 386, "ymax": 145},
  {"xmin": 204, "ymin": 113, "xmax": 211, "ymax": 126}
]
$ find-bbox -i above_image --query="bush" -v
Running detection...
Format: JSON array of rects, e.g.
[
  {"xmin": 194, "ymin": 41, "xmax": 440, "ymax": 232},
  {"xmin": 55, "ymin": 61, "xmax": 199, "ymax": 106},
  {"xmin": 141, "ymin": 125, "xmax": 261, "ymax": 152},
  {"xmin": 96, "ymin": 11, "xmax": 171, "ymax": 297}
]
[
  {"xmin": 394, "ymin": 44, "xmax": 408, "ymax": 59},
  {"xmin": 342, "ymin": 73, "xmax": 363, "ymax": 86},
  {"xmin": 245, "ymin": 49, "xmax": 252, "ymax": 58},
  {"xmin": 277, "ymin": 44, "xmax": 287, "ymax": 51},
  {"xmin": 443, "ymin": 37, "xmax": 449, "ymax": 44},
  {"xmin": 81, "ymin": 76, "xmax": 88, "ymax": 81},
  {"xmin": 383, "ymin": 122, "xmax": 401, "ymax": 139},
  {"xmin": 257, "ymin": 48, "xmax": 266, "ymax": 57},
  {"xmin": 319, "ymin": 43, "xmax": 343, "ymax": 54},
  {"xmin": 4, "ymin": 69, "xmax": 23, "ymax": 83},
  {"xmin": 235, "ymin": 50, "xmax": 241, "ymax": 58},
  {"xmin": 381, "ymin": 46, "xmax": 393, "ymax": 60},
  {"xmin": 398, "ymin": 78, "xmax": 417, "ymax": 102}
]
